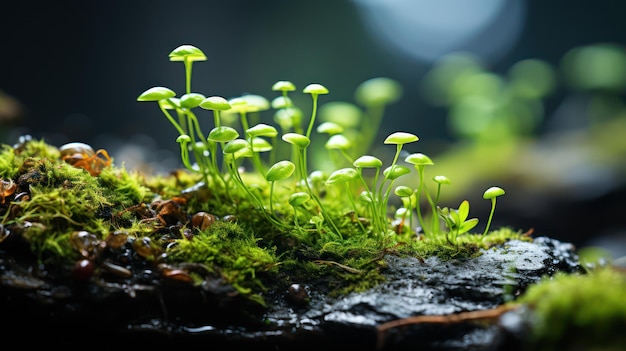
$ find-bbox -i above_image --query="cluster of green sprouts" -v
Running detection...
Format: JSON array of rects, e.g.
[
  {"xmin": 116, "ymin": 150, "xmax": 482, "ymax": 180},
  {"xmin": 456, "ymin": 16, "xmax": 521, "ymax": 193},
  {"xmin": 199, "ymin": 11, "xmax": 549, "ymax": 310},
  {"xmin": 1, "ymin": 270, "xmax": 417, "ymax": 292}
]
[{"xmin": 137, "ymin": 44, "xmax": 505, "ymax": 244}]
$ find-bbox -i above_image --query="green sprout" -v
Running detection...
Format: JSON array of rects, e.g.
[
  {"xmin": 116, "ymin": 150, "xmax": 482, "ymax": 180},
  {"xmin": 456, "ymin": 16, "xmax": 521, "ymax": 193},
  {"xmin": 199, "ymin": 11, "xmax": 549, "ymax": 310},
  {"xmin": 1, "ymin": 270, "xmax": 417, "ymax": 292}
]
[
  {"xmin": 265, "ymin": 160, "xmax": 296, "ymax": 215},
  {"xmin": 404, "ymin": 152, "xmax": 435, "ymax": 235},
  {"xmin": 136, "ymin": 44, "xmax": 514, "ymax": 251},
  {"xmin": 137, "ymin": 87, "xmax": 184, "ymax": 135},
  {"xmin": 168, "ymin": 44, "xmax": 207, "ymax": 95},
  {"xmin": 325, "ymin": 167, "xmax": 366, "ymax": 232},
  {"xmin": 282, "ymin": 132, "xmax": 340, "ymax": 237},
  {"xmin": 175, "ymin": 134, "xmax": 194, "ymax": 172},
  {"xmin": 438, "ymin": 199, "xmax": 478, "ymax": 244},
  {"xmin": 482, "ymin": 186, "xmax": 505, "ymax": 237},
  {"xmin": 302, "ymin": 83, "xmax": 329, "ymax": 139},
  {"xmin": 353, "ymin": 155, "xmax": 384, "ymax": 234},
  {"xmin": 394, "ymin": 185, "xmax": 416, "ymax": 234},
  {"xmin": 431, "ymin": 175, "xmax": 451, "ymax": 233},
  {"xmin": 288, "ymin": 191, "xmax": 311, "ymax": 231}
]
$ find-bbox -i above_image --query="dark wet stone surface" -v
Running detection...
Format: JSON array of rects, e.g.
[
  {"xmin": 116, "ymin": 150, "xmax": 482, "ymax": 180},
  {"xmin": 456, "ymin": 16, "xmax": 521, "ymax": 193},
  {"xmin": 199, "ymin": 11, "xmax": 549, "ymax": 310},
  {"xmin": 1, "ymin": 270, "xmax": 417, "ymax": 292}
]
[{"xmin": 1, "ymin": 236, "xmax": 581, "ymax": 350}]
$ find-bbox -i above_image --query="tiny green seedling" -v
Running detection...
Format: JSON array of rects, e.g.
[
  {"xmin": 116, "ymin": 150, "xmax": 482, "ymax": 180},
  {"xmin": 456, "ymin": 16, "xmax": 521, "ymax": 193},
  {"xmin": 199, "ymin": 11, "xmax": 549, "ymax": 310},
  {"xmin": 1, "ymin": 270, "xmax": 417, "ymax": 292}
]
[
  {"xmin": 138, "ymin": 44, "xmax": 512, "ymax": 250},
  {"xmin": 438, "ymin": 200, "xmax": 479, "ymax": 244},
  {"xmin": 482, "ymin": 186, "xmax": 506, "ymax": 237}
]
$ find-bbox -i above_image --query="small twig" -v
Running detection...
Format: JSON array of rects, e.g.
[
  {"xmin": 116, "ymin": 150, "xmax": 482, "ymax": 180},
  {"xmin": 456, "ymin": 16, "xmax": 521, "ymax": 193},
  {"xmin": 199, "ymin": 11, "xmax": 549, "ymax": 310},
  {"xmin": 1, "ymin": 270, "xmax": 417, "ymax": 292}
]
[
  {"xmin": 376, "ymin": 304, "xmax": 521, "ymax": 350},
  {"xmin": 313, "ymin": 259, "xmax": 362, "ymax": 274}
]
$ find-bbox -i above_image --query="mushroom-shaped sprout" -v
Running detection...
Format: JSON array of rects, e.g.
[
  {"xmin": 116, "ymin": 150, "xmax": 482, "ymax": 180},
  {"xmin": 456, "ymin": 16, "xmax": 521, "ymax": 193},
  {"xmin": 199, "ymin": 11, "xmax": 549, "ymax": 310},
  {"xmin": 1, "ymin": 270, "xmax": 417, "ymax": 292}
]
[
  {"xmin": 271, "ymin": 96, "xmax": 293, "ymax": 109},
  {"xmin": 303, "ymin": 83, "xmax": 329, "ymax": 95},
  {"xmin": 222, "ymin": 139, "xmax": 249, "ymax": 154},
  {"xmin": 282, "ymin": 133, "xmax": 310, "ymax": 149},
  {"xmin": 405, "ymin": 153, "xmax": 434, "ymax": 166},
  {"xmin": 325, "ymin": 167, "xmax": 358, "ymax": 185},
  {"xmin": 483, "ymin": 186, "xmax": 505, "ymax": 199},
  {"xmin": 251, "ymin": 137, "xmax": 273, "ymax": 152},
  {"xmin": 266, "ymin": 160, "xmax": 296, "ymax": 182},
  {"xmin": 325, "ymin": 134, "xmax": 351, "ymax": 150},
  {"xmin": 272, "ymin": 81, "xmax": 296, "ymax": 92},
  {"xmin": 304, "ymin": 170, "xmax": 324, "ymax": 187},
  {"xmin": 359, "ymin": 190, "xmax": 374, "ymax": 204},
  {"xmin": 168, "ymin": 45, "xmax": 207, "ymax": 62},
  {"xmin": 433, "ymin": 175, "xmax": 451, "ymax": 185},
  {"xmin": 180, "ymin": 93, "xmax": 206, "ymax": 109},
  {"xmin": 176, "ymin": 134, "xmax": 191, "ymax": 144},
  {"xmin": 384, "ymin": 132, "xmax": 419, "ymax": 145},
  {"xmin": 383, "ymin": 165, "xmax": 411, "ymax": 180},
  {"xmin": 274, "ymin": 107, "xmax": 303, "ymax": 131},
  {"xmin": 394, "ymin": 185, "xmax": 414, "ymax": 198},
  {"xmin": 238, "ymin": 94, "xmax": 270, "ymax": 113},
  {"xmin": 482, "ymin": 186, "xmax": 505, "ymax": 236},
  {"xmin": 355, "ymin": 77, "xmax": 403, "ymax": 106},
  {"xmin": 200, "ymin": 96, "xmax": 232, "ymax": 111},
  {"xmin": 208, "ymin": 126, "xmax": 239, "ymax": 143},
  {"xmin": 353, "ymin": 155, "xmax": 383, "ymax": 169},
  {"xmin": 247, "ymin": 123, "xmax": 278, "ymax": 138},
  {"xmin": 176, "ymin": 134, "xmax": 194, "ymax": 171},
  {"xmin": 433, "ymin": 175, "xmax": 451, "ymax": 203},
  {"xmin": 289, "ymin": 192, "xmax": 310, "ymax": 207},
  {"xmin": 137, "ymin": 87, "xmax": 176, "ymax": 101},
  {"xmin": 316, "ymin": 122, "xmax": 344, "ymax": 135}
]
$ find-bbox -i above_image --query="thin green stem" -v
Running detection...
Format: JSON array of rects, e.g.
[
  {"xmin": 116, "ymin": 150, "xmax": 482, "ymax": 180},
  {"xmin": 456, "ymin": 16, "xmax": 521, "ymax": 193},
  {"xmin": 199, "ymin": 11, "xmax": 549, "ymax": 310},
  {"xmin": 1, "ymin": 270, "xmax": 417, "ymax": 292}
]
[
  {"xmin": 482, "ymin": 198, "xmax": 497, "ymax": 237},
  {"xmin": 159, "ymin": 104, "xmax": 185, "ymax": 135},
  {"xmin": 305, "ymin": 95, "xmax": 318, "ymax": 139}
]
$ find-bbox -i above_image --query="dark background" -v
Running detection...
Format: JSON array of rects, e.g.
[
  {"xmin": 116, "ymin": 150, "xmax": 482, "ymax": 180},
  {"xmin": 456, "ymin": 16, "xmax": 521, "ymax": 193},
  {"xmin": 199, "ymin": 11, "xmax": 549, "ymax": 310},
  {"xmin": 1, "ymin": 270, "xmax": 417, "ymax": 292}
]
[{"xmin": 1, "ymin": 0, "xmax": 625, "ymax": 254}]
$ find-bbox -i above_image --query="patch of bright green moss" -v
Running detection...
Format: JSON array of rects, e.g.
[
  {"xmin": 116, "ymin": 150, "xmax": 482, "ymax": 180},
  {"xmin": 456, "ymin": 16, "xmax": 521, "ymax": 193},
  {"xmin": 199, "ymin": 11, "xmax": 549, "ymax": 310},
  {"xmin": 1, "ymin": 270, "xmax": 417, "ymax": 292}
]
[
  {"xmin": 0, "ymin": 138, "xmax": 533, "ymax": 305},
  {"xmin": 516, "ymin": 267, "xmax": 626, "ymax": 350}
]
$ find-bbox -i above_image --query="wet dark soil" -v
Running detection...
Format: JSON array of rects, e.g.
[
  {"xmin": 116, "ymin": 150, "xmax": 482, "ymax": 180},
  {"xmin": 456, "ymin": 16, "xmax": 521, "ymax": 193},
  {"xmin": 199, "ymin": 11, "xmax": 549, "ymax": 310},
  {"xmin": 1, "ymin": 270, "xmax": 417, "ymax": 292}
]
[{"xmin": 1, "ymin": 235, "xmax": 581, "ymax": 350}]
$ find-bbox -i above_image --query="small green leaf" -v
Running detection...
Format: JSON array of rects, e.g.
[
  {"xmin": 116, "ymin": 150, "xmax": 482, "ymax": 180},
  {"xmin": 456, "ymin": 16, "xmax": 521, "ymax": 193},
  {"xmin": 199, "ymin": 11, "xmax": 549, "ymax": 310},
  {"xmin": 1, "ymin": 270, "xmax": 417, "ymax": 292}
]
[
  {"xmin": 251, "ymin": 137, "xmax": 273, "ymax": 152},
  {"xmin": 458, "ymin": 200, "xmax": 470, "ymax": 222},
  {"xmin": 222, "ymin": 139, "xmax": 249, "ymax": 154},
  {"xmin": 316, "ymin": 121, "xmax": 344, "ymax": 135},
  {"xmin": 359, "ymin": 190, "xmax": 374, "ymax": 203},
  {"xmin": 180, "ymin": 93, "xmax": 206, "ymax": 109},
  {"xmin": 247, "ymin": 123, "xmax": 278, "ymax": 138},
  {"xmin": 282, "ymin": 133, "xmax": 310, "ymax": 149},
  {"xmin": 200, "ymin": 96, "xmax": 231, "ymax": 111},
  {"xmin": 169, "ymin": 45, "xmax": 207, "ymax": 62},
  {"xmin": 483, "ymin": 186, "xmax": 505, "ymax": 199},
  {"xmin": 458, "ymin": 218, "xmax": 479, "ymax": 234},
  {"xmin": 272, "ymin": 80, "xmax": 296, "ymax": 92},
  {"xmin": 303, "ymin": 83, "xmax": 329, "ymax": 95},
  {"xmin": 394, "ymin": 185, "xmax": 414, "ymax": 198},
  {"xmin": 208, "ymin": 126, "xmax": 239, "ymax": 142},
  {"xmin": 353, "ymin": 155, "xmax": 383, "ymax": 169},
  {"xmin": 271, "ymin": 96, "xmax": 293, "ymax": 109},
  {"xmin": 405, "ymin": 152, "xmax": 433, "ymax": 166},
  {"xmin": 266, "ymin": 160, "xmax": 296, "ymax": 182},
  {"xmin": 326, "ymin": 168, "xmax": 358, "ymax": 185},
  {"xmin": 289, "ymin": 192, "xmax": 310, "ymax": 207},
  {"xmin": 137, "ymin": 87, "xmax": 176, "ymax": 101},
  {"xmin": 384, "ymin": 132, "xmax": 419, "ymax": 145},
  {"xmin": 325, "ymin": 134, "xmax": 351, "ymax": 150},
  {"xmin": 433, "ymin": 175, "xmax": 451, "ymax": 185},
  {"xmin": 176, "ymin": 134, "xmax": 191, "ymax": 144},
  {"xmin": 383, "ymin": 165, "xmax": 411, "ymax": 180}
]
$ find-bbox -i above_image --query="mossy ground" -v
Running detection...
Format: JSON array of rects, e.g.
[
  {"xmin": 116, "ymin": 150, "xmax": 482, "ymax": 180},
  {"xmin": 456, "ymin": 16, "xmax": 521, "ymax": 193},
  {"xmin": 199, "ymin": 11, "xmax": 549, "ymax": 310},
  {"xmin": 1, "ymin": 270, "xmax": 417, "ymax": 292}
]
[
  {"xmin": 0, "ymin": 137, "xmax": 531, "ymax": 304},
  {"xmin": 515, "ymin": 266, "xmax": 626, "ymax": 350}
]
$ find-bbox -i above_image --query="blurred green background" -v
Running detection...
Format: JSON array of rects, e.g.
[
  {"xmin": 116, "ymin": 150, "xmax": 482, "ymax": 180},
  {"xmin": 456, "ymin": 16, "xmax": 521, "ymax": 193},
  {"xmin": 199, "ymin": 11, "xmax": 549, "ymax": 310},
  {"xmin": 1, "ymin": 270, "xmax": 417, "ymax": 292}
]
[{"xmin": 1, "ymin": 0, "xmax": 625, "ymax": 256}]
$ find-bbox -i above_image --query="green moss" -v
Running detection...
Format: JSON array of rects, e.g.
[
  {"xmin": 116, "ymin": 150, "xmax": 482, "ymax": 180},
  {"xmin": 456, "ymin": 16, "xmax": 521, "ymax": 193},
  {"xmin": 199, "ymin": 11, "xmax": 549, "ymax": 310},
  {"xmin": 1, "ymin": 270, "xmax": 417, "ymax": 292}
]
[
  {"xmin": 516, "ymin": 267, "xmax": 626, "ymax": 350},
  {"xmin": 166, "ymin": 220, "xmax": 279, "ymax": 304},
  {"xmin": 0, "ymin": 136, "xmax": 528, "ymax": 304}
]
